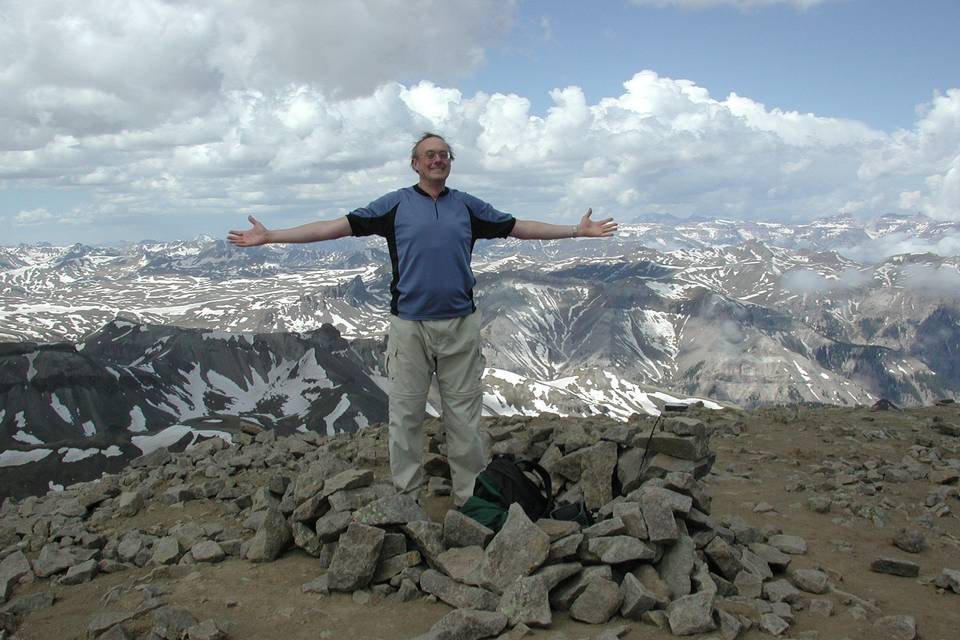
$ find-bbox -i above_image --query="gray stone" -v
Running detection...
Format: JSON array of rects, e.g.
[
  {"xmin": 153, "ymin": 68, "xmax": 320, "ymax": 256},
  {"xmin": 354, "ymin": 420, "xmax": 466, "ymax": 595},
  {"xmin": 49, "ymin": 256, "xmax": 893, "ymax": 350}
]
[
  {"xmin": 321, "ymin": 468, "xmax": 374, "ymax": 497},
  {"xmin": 619, "ymin": 572, "xmax": 659, "ymax": 619},
  {"xmin": 497, "ymin": 575, "xmax": 551, "ymax": 627},
  {"xmin": 291, "ymin": 522, "xmax": 322, "ymax": 557},
  {"xmin": 32, "ymin": 544, "xmax": 92, "ymax": 578},
  {"xmin": 190, "ymin": 540, "xmax": 225, "ymax": 564},
  {"xmin": 60, "ymin": 558, "xmax": 97, "ymax": 585},
  {"xmin": 632, "ymin": 564, "xmax": 672, "ymax": 604},
  {"xmin": 251, "ymin": 487, "xmax": 280, "ymax": 512},
  {"xmin": 667, "ymin": 590, "xmax": 716, "ymax": 635},
  {"xmin": 748, "ymin": 542, "xmax": 791, "ymax": 572},
  {"xmin": 97, "ymin": 625, "xmax": 133, "ymax": 640},
  {"xmin": 874, "ymin": 615, "xmax": 917, "ymax": 640},
  {"xmin": 373, "ymin": 550, "xmax": 421, "ymax": 584},
  {"xmin": 617, "ymin": 447, "xmax": 645, "ymax": 494},
  {"xmin": 569, "ymin": 578, "xmax": 622, "ymax": 625},
  {"xmin": 444, "ymin": 509, "xmax": 494, "ymax": 549},
  {"xmin": 649, "ymin": 433, "xmax": 709, "ymax": 461},
  {"xmin": 705, "ymin": 536, "xmax": 742, "ymax": 580},
  {"xmin": 532, "ymin": 562, "xmax": 582, "ymax": 591},
  {"xmin": 583, "ymin": 536, "xmax": 656, "ymax": 564},
  {"xmin": 245, "ymin": 508, "xmax": 292, "ymax": 562},
  {"xmin": 870, "ymin": 557, "xmax": 920, "ymax": 578},
  {"xmin": 892, "ymin": 529, "xmax": 925, "ymax": 553},
  {"xmin": 315, "ymin": 510, "xmax": 353, "ymax": 542},
  {"xmin": 636, "ymin": 486, "xmax": 694, "ymax": 514},
  {"xmin": 302, "ymin": 575, "xmax": 329, "ymax": 595},
  {"xmin": 151, "ymin": 537, "xmax": 181, "ymax": 565},
  {"xmin": 328, "ymin": 484, "xmax": 392, "ymax": 512},
  {"xmin": 733, "ymin": 570, "xmax": 763, "ymax": 599},
  {"xmin": 579, "ymin": 441, "xmax": 618, "ymax": 509},
  {"xmin": 583, "ymin": 517, "xmax": 626, "ymax": 539},
  {"xmin": 419, "ymin": 608, "xmax": 508, "ymax": 640},
  {"xmin": 186, "ymin": 620, "xmax": 226, "ymax": 640},
  {"xmin": 87, "ymin": 611, "xmax": 137, "ymax": 637},
  {"xmin": 767, "ymin": 534, "xmax": 807, "ymax": 555},
  {"xmin": 420, "ymin": 569, "xmax": 499, "ymax": 611},
  {"xmin": 759, "ymin": 613, "xmax": 790, "ymax": 636},
  {"xmin": 641, "ymin": 493, "xmax": 678, "ymax": 543},
  {"xmin": 658, "ymin": 534, "xmax": 696, "ymax": 598},
  {"xmin": 152, "ymin": 605, "xmax": 198, "ymax": 639},
  {"xmin": 402, "ymin": 521, "xmax": 446, "ymax": 570},
  {"xmin": 548, "ymin": 533, "xmax": 583, "ymax": 561},
  {"xmin": 117, "ymin": 533, "xmax": 144, "ymax": 563},
  {"xmin": 792, "ymin": 568, "xmax": 830, "ymax": 594},
  {"xmin": 291, "ymin": 493, "xmax": 329, "ymax": 523},
  {"xmin": 436, "ymin": 547, "xmax": 484, "ymax": 585},
  {"xmin": 326, "ymin": 523, "xmax": 385, "ymax": 591},
  {"xmin": 0, "ymin": 551, "xmax": 32, "ymax": 603},
  {"xmin": 763, "ymin": 579, "xmax": 804, "ymax": 604},
  {"xmin": 480, "ymin": 504, "xmax": 550, "ymax": 593},
  {"xmin": 550, "ymin": 565, "xmax": 613, "ymax": 611},
  {"xmin": 936, "ymin": 567, "xmax": 960, "ymax": 593},
  {"xmin": 739, "ymin": 547, "xmax": 773, "ymax": 580},
  {"xmin": 353, "ymin": 494, "xmax": 427, "ymax": 526}
]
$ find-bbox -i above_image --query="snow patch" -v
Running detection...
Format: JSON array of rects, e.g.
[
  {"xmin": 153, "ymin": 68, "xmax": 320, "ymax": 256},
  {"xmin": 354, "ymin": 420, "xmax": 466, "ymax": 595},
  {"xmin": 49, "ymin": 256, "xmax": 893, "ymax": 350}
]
[
  {"xmin": 131, "ymin": 425, "xmax": 233, "ymax": 455},
  {"xmin": 13, "ymin": 431, "xmax": 43, "ymax": 445},
  {"xmin": 59, "ymin": 447, "xmax": 101, "ymax": 463},
  {"xmin": 128, "ymin": 406, "xmax": 147, "ymax": 432},
  {"xmin": 0, "ymin": 449, "xmax": 53, "ymax": 467}
]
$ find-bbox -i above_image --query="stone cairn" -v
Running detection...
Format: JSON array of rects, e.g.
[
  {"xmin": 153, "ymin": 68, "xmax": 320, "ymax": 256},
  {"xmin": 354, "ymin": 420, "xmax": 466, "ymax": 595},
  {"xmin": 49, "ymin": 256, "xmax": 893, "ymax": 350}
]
[{"xmin": 1, "ymin": 409, "xmax": 958, "ymax": 640}]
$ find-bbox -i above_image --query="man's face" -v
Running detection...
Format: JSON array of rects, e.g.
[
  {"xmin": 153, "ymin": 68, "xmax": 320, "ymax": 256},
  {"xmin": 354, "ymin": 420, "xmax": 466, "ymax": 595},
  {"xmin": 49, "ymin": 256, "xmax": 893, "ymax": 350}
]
[{"xmin": 412, "ymin": 137, "xmax": 452, "ymax": 182}]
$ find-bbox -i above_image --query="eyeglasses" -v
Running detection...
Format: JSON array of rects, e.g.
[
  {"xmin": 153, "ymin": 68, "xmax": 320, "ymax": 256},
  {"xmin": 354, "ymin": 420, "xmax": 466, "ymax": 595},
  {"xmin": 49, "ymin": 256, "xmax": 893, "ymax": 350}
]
[{"xmin": 419, "ymin": 150, "xmax": 454, "ymax": 161}]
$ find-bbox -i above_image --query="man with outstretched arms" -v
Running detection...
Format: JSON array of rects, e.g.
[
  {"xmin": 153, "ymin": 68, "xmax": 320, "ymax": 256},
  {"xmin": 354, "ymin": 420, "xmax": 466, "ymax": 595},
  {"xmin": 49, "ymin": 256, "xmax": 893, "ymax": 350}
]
[{"xmin": 229, "ymin": 132, "xmax": 617, "ymax": 506}]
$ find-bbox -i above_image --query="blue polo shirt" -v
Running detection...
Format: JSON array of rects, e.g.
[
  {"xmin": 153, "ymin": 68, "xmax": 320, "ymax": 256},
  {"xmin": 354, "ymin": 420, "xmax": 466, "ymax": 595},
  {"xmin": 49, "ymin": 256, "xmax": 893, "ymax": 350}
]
[{"xmin": 346, "ymin": 185, "xmax": 516, "ymax": 320}]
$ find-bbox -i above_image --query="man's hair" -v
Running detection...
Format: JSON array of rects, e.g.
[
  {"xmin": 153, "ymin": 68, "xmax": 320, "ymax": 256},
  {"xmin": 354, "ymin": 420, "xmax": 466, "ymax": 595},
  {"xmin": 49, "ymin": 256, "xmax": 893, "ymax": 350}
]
[{"xmin": 411, "ymin": 132, "xmax": 452, "ymax": 161}]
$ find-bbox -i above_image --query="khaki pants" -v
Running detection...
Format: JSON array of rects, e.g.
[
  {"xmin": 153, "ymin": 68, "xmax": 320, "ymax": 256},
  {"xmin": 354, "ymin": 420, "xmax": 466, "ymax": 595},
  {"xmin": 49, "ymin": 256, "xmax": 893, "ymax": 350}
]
[{"xmin": 386, "ymin": 312, "xmax": 486, "ymax": 505}]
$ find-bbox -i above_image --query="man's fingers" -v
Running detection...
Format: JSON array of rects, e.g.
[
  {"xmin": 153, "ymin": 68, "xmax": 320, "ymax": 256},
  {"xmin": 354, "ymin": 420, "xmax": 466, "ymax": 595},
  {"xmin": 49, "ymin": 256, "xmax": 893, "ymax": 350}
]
[{"xmin": 248, "ymin": 215, "xmax": 260, "ymax": 226}]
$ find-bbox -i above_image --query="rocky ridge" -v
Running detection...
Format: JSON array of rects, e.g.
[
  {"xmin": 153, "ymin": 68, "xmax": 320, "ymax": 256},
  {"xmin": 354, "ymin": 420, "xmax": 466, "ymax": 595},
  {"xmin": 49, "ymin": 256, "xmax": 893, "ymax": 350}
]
[{"xmin": 0, "ymin": 404, "xmax": 959, "ymax": 639}]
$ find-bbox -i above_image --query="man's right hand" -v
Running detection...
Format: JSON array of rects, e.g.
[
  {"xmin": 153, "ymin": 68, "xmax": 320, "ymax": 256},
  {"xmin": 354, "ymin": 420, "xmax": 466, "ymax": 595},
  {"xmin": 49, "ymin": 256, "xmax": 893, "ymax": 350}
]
[{"xmin": 228, "ymin": 215, "xmax": 270, "ymax": 247}]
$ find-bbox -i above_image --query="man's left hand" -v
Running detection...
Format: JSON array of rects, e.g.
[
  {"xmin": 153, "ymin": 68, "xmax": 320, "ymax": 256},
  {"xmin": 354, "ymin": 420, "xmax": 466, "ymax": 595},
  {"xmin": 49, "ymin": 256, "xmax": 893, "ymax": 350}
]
[{"xmin": 577, "ymin": 208, "xmax": 618, "ymax": 237}]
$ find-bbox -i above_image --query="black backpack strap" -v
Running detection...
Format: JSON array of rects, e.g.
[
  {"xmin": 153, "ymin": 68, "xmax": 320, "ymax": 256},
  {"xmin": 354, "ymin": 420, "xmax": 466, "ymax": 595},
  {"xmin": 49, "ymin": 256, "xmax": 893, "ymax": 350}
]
[{"xmin": 516, "ymin": 459, "xmax": 554, "ymax": 513}]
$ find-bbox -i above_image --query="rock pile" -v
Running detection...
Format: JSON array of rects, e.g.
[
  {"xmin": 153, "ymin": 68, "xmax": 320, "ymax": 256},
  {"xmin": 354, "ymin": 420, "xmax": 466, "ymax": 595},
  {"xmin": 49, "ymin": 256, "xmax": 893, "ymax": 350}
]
[{"xmin": 0, "ymin": 408, "xmax": 957, "ymax": 639}]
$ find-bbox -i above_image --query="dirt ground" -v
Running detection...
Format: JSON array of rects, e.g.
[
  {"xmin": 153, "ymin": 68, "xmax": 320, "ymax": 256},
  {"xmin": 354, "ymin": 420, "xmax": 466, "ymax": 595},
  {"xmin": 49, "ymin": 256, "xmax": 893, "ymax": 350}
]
[{"xmin": 8, "ymin": 404, "xmax": 960, "ymax": 640}]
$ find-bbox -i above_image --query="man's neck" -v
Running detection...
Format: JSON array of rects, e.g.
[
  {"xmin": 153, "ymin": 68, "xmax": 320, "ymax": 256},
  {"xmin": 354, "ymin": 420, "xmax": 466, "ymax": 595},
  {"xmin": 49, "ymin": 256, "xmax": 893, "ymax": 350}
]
[{"xmin": 417, "ymin": 178, "xmax": 447, "ymax": 200}]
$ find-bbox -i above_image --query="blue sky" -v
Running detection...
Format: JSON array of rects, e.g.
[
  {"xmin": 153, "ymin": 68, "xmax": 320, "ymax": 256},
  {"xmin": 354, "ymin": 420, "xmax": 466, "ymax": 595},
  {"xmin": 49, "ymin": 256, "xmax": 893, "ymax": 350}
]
[{"xmin": 1, "ymin": 0, "xmax": 958, "ymax": 245}]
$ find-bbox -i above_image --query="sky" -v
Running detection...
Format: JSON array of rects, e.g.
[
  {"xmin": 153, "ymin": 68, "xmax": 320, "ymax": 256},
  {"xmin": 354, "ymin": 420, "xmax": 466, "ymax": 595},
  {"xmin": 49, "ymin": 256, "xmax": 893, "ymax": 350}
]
[{"xmin": 1, "ymin": 0, "xmax": 959, "ymax": 245}]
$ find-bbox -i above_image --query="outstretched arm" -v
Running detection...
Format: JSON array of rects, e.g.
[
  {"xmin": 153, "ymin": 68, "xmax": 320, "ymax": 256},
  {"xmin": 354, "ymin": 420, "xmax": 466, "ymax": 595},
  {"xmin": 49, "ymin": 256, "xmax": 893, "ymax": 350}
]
[
  {"xmin": 227, "ymin": 215, "xmax": 352, "ymax": 246},
  {"xmin": 509, "ymin": 208, "xmax": 617, "ymax": 240}
]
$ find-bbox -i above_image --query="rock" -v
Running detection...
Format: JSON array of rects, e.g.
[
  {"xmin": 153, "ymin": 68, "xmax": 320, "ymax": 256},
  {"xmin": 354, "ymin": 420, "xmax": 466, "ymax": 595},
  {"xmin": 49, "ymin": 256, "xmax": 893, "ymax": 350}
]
[
  {"xmin": 497, "ymin": 575, "xmax": 551, "ymax": 627},
  {"xmin": 322, "ymin": 469, "xmax": 374, "ymax": 497},
  {"xmin": 32, "ymin": 544, "xmax": 92, "ymax": 578},
  {"xmin": 666, "ymin": 590, "xmax": 716, "ymax": 635},
  {"xmin": 747, "ymin": 542, "xmax": 791, "ymax": 572},
  {"xmin": 759, "ymin": 613, "xmax": 790, "ymax": 636},
  {"xmin": 792, "ymin": 568, "xmax": 830, "ymax": 594},
  {"xmin": 704, "ymin": 536, "xmax": 742, "ymax": 581},
  {"xmin": 187, "ymin": 620, "xmax": 227, "ymax": 640},
  {"xmin": 763, "ymin": 579, "xmax": 803, "ymax": 604},
  {"xmin": 649, "ymin": 433, "xmax": 710, "ymax": 461},
  {"xmin": 480, "ymin": 504, "xmax": 551, "ymax": 593},
  {"xmin": 935, "ymin": 567, "xmax": 960, "ymax": 593},
  {"xmin": 191, "ymin": 540, "xmax": 225, "ymax": 564},
  {"xmin": 315, "ymin": 510, "xmax": 353, "ymax": 542},
  {"xmin": 87, "ymin": 611, "xmax": 137, "ymax": 637},
  {"xmin": 619, "ymin": 572, "xmax": 659, "ymax": 619},
  {"xmin": 328, "ymin": 485, "xmax": 393, "ymax": 512},
  {"xmin": 550, "ymin": 565, "xmax": 613, "ymax": 611},
  {"xmin": 444, "ymin": 510, "xmax": 494, "ymax": 549},
  {"xmin": 417, "ymin": 608, "xmax": 508, "ymax": 640},
  {"xmin": 302, "ymin": 575, "xmax": 329, "ymax": 595},
  {"xmin": 291, "ymin": 493, "xmax": 329, "ymax": 523},
  {"xmin": 633, "ymin": 564, "xmax": 672, "ymax": 604},
  {"xmin": 436, "ymin": 547, "xmax": 484, "ymax": 585},
  {"xmin": 809, "ymin": 598, "xmax": 834, "ymax": 617},
  {"xmin": 871, "ymin": 557, "xmax": 920, "ymax": 578},
  {"xmin": 420, "ymin": 569, "xmax": 499, "ymax": 611},
  {"xmin": 583, "ymin": 536, "xmax": 656, "ymax": 564},
  {"xmin": 402, "ymin": 521, "xmax": 446, "ymax": 570},
  {"xmin": 548, "ymin": 533, "xmax": 583, "ymax": 561},
  {"xmin": 61, "ymin": 559, "xmax": 98, "ymax": 585},
  {"xmin": 578, "ymin": 441, "xmax": 619, "ymax": 509},
  {"xmin": 152, "ymin": 606, "xmax": 198, "ymax": 639},
  {"xmin": 326, "ymin": 523, "xmax": 386, "ymax": 591},
  {"xmin": 374, "ymin": 551, "xmax": 422, "ymax": 584},
  {"xmin": 733, "ymin": 570, "xmax": 763, "ymax": 599},
  {"xmin": 353, "ymin": 494, "xmax": 427, "ymax": 526},
  {"xmin": 151, "ymin": 536, "xmax": 182, "ymax": 565},
  {"xmin": 892, "ymin": 529, "xmax": 925, "ymax": 553},
  {"xmin": 873, "ymin": 615, "xmax": 917, "ymax": 640},
  {"xmin": 0, "ymin": 551, "xmax": 33, "ymax": 603},
  {"xmin": 739, "ymin": 547, "xmax": 773, "ymax": 580},
  {"xmin": 245, "ymin": 508, "xmax": 292, "ymax": 562},
  {"xmin": 767, "ymin": 534, "xmax": 807, "ymax": 555},
  {"xmin": 658, "ymin": 534, "xmax": 696, "ymax": 598},
  {"xmin": 569, "ymin": 578, "xmax": 622, "ymax": 625},
  {"xmin": 641, "ymin": 493, "xmax": 678, "ymax": 543},
  {"xmin": 532, "ymin": 562, "xmax": 582, "ymax": 591}
]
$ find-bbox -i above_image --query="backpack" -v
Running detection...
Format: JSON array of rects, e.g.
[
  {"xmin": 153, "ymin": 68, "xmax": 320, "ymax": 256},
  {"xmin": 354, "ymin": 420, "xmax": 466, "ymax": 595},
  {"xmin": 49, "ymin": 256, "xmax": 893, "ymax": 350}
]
[{"xmin": 458, "ymin": 453, "xmax": 554, "ymax": 531}]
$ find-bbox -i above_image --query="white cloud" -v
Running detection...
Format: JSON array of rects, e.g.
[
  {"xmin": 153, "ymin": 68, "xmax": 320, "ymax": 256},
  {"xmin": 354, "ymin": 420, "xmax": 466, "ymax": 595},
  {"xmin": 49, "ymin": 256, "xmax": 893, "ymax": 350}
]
[
  {"xmin": 781, "ymin": 267, "xmax": 871, "ymax": 293},
  {"xmin": 0, "ymin": 1, "xmax": 957, "ymax": 244},
  {"xmin": 14, "ymin": 208, "xmax": 55, "ymax": 225},
  {"xmin": 629, "ymin": 0, "xmax": 833, "ymax": 9},
  {"xmin": 901, "ymin": 263, "xmax": 960, "ymax": 293}
]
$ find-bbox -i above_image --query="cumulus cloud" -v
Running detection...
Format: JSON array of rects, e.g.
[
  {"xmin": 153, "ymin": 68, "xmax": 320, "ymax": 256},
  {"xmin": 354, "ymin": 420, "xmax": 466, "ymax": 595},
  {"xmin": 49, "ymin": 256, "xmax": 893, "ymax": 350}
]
[
  {"xmin": 629, "ymin": 0, "xmax": 833, "ymax": 9},
  {"xmin": 901, "ymin": 263, "xmax": 960, "ymax": 293},
  {"xmin": 13, "ymin": 208, "xmax": 55, "ymax": 225},
  {"xmin": 0, "ymin": 1, "xmax": 958, "ymax": 244},
  {"xmin": 781, "ymin": 267, "xmax": 872, "ymax": 293}
]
